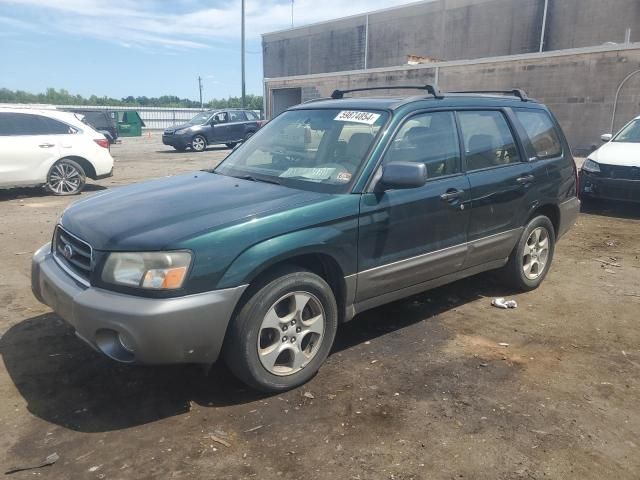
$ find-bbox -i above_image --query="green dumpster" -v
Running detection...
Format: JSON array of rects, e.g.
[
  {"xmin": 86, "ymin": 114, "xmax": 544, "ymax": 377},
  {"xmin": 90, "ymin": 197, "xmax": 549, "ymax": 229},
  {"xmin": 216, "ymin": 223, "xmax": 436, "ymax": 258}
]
[{"xmin": 115, "ymin": 111, "xmax": 145, "ymax": 137}]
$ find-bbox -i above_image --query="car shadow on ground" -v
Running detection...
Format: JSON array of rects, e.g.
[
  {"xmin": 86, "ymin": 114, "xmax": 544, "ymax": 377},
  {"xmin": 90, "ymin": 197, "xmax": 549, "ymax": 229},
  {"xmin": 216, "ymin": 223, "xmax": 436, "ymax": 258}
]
[
  {"xmin": 0, "ymin": 184, "xmax": 108, "ymax": 202},
  {"xmin": 0, "ymin": 273, "xmax": 513, "ymax": 433},
  {"xmin": 580, "ymin": 198, "xmax": 640, "ymax": 220}
]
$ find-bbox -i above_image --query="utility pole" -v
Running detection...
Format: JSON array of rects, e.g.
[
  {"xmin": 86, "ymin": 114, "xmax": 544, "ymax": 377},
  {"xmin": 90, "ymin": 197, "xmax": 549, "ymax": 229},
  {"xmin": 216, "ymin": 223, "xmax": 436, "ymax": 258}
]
[
  {"xmin": 198, "ymin": 76, "xmax": 203, "ymax": 109},
  {"xmin": 291, "ymin": 0, "xmax": 294, "ymax": 28},
  {"xmin": 539, "ymin": 0, "xmax": 549, "ymax": 53},
  {"xmin": 241, "ymin": 0, "xmax": 246, "ymax": 108}
]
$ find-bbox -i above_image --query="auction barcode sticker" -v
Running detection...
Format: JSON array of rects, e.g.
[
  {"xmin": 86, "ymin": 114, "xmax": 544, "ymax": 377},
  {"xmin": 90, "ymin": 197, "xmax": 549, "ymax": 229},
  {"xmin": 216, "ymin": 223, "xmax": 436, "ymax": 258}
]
[{"xmin": 334, "ymin": 111, "xmax": 381, "ymax": 125}]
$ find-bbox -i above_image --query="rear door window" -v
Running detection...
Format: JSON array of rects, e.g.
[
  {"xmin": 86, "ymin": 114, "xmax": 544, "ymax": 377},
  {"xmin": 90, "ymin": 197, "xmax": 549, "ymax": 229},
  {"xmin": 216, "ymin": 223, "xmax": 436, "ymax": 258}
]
[
  {"xmin": 230, "ymin": 111, "xmax": 248, "ymax": 122},
  {"xmin": 514, "ymin": 109, "xmax": 562, "ymax": 159},
  {"xmin": 0, "ymin": 113, "xmax": 48, "ymax": 135},
  {"xmin": 457, "ymin": 111, "xmax": 521, "ymax": 171}
]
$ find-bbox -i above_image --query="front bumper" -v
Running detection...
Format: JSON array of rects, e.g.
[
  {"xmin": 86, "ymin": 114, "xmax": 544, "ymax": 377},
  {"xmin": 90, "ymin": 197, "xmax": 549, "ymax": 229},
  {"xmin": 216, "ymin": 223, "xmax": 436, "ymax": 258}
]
[
  {"xmin": 162, "ymin": 135, "xmax": 189, "ymax": 148},
  {"xmin": 580, "ymin": 171, "xmax": 640, "ymax": 203},
  {"xmin": 31, "ymin": 244, "xmax": 247, "ymax": 365}
]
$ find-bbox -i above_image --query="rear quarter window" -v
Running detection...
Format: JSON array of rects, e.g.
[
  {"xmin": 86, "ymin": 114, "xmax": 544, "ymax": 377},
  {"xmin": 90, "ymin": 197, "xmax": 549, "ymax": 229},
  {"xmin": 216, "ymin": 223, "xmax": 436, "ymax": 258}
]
[{"xmin": 514, "ymin": 109, "xmax": 562, "ymax": 159}]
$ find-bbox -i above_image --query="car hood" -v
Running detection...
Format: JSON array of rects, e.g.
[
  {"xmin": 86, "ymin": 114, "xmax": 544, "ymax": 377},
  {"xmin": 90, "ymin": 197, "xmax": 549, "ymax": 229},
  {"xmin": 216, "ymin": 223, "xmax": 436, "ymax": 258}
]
[
  {"xmin": 589, "ymin": 141, "xmax": 640, "ymax": 167},
  {"xmin": 60, "ymin": 172, "xmax": 327, "ymax": 251},
  {"xmin": 164, "ymin": 123, "xmax": 194, "ymax": 132}
]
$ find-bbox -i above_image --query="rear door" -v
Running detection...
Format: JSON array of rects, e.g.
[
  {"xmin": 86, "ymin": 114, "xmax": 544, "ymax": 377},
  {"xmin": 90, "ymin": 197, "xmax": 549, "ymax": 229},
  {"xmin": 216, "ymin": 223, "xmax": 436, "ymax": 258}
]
[
  {"xmin": 357, "ymin": 110, "xmax": 471, "ymax": 302},
  {"xmin": 228, "ymin": 110, "xmax": 249, "ymax": 141},
  {"xmin": 0, "ymin": 112, "xmax": 61, "ymax": 186},
  {"xmin": 457, "ymin": 109, "xmax": 533, "ymax": 269}
]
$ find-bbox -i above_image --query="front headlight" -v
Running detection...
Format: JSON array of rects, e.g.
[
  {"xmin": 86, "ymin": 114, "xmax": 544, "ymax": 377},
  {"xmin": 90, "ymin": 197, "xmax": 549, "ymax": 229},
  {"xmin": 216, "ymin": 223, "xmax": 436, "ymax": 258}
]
[
  {"xmin": 101, "ymin": 251, "xmax": 192, "ymax": 290},
  {"xmin": 582, "ymin": 159, "xmax": 600, "ymax": 173},
  {"xmin": 174, "ymin": 128, "xmax": 189, "ymax": 135}
]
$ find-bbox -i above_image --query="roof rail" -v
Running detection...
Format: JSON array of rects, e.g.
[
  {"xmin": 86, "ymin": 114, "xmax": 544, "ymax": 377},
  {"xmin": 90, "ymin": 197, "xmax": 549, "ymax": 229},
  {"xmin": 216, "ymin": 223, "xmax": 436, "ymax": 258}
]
[
  {"xmin": 448, "ymin": 89, "xmax": 530, "ymax": 102},
  {"xmin": 331, "ymin": 84, "xmax": 444, "ymax": 100}
]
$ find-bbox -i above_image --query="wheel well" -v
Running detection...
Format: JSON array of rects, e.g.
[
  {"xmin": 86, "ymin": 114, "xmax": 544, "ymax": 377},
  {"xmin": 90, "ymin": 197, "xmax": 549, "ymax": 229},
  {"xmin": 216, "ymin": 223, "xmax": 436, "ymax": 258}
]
[
  {"xmin": 246, "ymin": 254, "xmax": 347, "ymax": 322},
  {"xmin": 59, "ymin": 156, "xmax": 97, "ymax": 179},
  {"xmin": 530, "ymin": 204, "xmax": 560, "ymax": 235}
]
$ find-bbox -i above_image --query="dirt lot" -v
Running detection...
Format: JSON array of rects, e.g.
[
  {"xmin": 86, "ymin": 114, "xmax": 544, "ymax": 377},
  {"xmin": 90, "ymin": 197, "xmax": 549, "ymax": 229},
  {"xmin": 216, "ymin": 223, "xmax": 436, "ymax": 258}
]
[{"xmin": 1, "ymin": 136, "xmax": 639, "ymax": 479}]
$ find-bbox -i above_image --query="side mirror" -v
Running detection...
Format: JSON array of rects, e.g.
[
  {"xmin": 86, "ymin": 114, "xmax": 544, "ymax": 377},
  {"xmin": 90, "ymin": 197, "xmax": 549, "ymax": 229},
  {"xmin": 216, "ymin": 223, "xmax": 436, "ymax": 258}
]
[
  {"xmin": 378, "ymin": 162, "xmax": 427, "ymax": 190},
  {"xmin": 601, "ymin": 133, "xmax": 613, "ymax": 142}
]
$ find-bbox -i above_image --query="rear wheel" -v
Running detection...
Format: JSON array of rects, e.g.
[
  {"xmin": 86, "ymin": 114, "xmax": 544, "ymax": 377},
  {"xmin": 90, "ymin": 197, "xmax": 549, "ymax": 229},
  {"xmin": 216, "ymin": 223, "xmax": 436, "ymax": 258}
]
[
  {"xmin": 45, "ymin": 158, "xmax": 86, "ymax": 196},
  {"xmin": 225, "ymin": 143, "xmax": 238, "ymax": 149},
  {"xmin": 224, "ymin": 267, "xmax": 338, "ymax": 392},
  {"xmin": 191, "ymin": 135, "xmax": 207, "ymax": 152},
  {"xmin": 500, "ymin": 215, "xmax": 555, "ymax": 291}
]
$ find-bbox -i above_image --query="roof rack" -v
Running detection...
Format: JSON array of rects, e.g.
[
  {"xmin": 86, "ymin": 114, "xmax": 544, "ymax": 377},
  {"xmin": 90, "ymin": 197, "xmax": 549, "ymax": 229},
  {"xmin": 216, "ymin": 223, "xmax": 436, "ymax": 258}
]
[
  {"xmin": 331, "ymin": 84, "xmax": 444, "ymax": 100},
  {"xmin": 448, "ymin": 89, "xmax": 529, "ymax": 102}
]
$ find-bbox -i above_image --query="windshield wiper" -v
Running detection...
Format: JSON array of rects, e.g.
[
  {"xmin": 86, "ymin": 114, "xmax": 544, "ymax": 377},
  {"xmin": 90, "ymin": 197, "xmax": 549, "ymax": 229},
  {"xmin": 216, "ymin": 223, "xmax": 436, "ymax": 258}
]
[{"xmin": 233, "ymin": 175, "xmax": 281, "ymax": 186}]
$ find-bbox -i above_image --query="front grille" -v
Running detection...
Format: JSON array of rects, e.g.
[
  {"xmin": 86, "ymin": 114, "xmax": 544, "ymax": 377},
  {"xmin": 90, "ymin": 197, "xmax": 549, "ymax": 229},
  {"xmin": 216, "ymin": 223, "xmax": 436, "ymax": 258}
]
[
  {"xmin": 600, "ymin": 164, "xmax": 640, "ymax": 180},
  {"xmin": 53, "ymin": 226, "xmax": 93, "ymax": 284}
]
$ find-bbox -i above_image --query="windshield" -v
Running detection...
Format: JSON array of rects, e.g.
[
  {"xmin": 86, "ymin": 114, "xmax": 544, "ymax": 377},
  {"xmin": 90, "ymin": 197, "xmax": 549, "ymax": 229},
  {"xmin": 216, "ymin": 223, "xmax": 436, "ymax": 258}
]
[
  {"xmin": 214, "ymin": 108, "xmax": 389, "ymax": 193},
  {"xmin": 614, "ymin": 119, "xmax": 640, "ymax": 143},
  {"xmin": 189, "ymin": 111, "xmax": 213, "ymax": 125}
]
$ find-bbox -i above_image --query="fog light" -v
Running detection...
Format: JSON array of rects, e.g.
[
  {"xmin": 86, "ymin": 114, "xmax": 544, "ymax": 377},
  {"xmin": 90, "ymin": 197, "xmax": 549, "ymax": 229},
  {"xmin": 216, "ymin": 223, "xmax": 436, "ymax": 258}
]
[{"xmin": 118, "ymin": 331, "xmax": 136, "ymax": 353}]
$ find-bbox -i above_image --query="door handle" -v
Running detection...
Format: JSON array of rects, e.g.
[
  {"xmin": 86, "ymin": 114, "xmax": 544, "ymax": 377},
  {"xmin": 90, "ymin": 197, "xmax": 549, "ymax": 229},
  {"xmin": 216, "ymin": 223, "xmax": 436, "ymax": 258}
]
[
  {"xmin": 516, "ymin": 174, "xmax": 535, "ymax": 185},
  {"xmin": 38, "ymin": 143, "xmax": 55, "ymax": 148},
  {"xmin": 440, "ymin": 189, "xmax": 464, "ymax": 201}
]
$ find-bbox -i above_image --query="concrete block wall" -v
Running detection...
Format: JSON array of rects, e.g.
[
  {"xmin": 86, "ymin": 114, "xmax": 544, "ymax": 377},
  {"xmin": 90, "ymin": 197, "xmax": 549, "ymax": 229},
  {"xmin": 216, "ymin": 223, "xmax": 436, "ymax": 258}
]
[
  {"xmin": 265, "ymin": 47, "xmax": 640, "ymax": 153},
  {"xmin": 263, "ymin": 0, "xmax": 640, "ymax": 78}
]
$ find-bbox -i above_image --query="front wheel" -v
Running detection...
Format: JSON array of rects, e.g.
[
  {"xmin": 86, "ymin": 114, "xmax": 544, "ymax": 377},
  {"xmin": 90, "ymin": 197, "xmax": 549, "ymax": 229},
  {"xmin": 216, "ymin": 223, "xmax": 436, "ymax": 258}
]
[
  {"xmin": 45, "ymin": 158, "xmax": 86, "ymax": 196},
  {"xmin": 500, "ymin": 215, "xmax": 555, "ymax": 291},
  {"xmin": 191, "ymin": 135, "xmax": 207, "ymax": 152},
  {"xmin": 224, "ymin": 268, "xmax": 338, "ymax": 392}
]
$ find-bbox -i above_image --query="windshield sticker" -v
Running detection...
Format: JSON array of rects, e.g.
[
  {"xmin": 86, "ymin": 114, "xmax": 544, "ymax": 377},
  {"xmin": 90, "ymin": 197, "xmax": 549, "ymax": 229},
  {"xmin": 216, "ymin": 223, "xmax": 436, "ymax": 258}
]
[
  {"xmin": 279, "ymin": 167, "xmax": 336, "ymax": 181},
  {"xmin": 334, "ymin": 111, "xmax": 381, "ymax": 125},
  {"xmin": 336, "ymin": 171, "xmax": 352, "ymax": 183}
]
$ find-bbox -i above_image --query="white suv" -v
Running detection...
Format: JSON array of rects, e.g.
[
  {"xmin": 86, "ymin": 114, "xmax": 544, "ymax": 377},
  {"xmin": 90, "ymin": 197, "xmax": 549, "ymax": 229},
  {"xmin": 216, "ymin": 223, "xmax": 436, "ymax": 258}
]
[{"xmin": 0, "ymin": 108, "xmax": 114, "ymax": 195}]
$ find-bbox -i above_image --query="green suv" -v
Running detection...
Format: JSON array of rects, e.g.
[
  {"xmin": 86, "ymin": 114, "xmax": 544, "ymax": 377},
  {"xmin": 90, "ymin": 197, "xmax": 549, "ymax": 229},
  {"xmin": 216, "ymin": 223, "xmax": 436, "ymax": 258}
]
[{"xmin": 32, "ymin": 86, "xmax": 580, "ymax": 392}]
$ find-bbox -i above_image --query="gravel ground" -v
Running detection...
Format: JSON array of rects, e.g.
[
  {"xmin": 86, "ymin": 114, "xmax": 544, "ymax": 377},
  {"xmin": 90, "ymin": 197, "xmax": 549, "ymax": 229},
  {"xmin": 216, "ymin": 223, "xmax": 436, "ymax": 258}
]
[{"xmin": 1, "ymin": 136, "xmax": 639, "ymax": 479}]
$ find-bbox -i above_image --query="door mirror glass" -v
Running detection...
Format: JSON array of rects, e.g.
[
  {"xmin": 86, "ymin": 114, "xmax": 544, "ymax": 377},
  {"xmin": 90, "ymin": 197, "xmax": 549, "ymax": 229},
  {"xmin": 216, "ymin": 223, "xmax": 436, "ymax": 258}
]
[
  {"xmin": 600, "ymin": 133, "xmax": 613, "ymax": 142},
  {"xmin": 379, "ymin": 161, "xmax": 427, "ymax": 190}
]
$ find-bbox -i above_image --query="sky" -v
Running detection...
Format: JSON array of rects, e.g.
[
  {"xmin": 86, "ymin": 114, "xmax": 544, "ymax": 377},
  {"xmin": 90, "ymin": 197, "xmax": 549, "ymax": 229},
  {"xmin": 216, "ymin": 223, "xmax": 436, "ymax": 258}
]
[{"xmin": 0, "ymin": 0, "xmax": 420, "ymax": 101}]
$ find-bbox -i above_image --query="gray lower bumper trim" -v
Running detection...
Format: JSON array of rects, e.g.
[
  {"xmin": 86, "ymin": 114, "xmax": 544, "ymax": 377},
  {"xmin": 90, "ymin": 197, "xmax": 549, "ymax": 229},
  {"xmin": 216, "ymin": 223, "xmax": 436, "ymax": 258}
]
[{"xmin": 31, "ymin": 244, "xmax": 247, "ymax": 365}]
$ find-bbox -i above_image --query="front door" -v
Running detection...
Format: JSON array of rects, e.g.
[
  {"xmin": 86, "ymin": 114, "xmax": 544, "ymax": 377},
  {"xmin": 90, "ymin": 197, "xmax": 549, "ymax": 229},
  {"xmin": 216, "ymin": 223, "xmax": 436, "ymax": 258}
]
[
  {"xmin": 357, "ymin": 111, "xmax": 471, "ymax": 302},
  {"xmin": 456, "ymin": 109, "xmax": 533, "ymax": 268},
  {"xmin": 211, "ymin": 111, "xmax": 231, "ymax": 143}
]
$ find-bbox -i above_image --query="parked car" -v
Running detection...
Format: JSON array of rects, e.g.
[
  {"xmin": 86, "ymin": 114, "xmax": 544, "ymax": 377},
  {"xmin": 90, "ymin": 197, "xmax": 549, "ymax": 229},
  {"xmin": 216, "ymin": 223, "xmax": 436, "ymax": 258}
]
[
  {"xmin": 580, "ymin": 115, "xmax": 640, "ymax": 203},
  {"xmin": 32, "ymin": 87, "xmax": 579, "ymax": 391},
  {"xmin": 162, "ymin": 109, "xmax": 263, "ymax": 152},
  {"xmin": 67, "ymin": 109, "xmax": 119, "ymax": 144},
  {"xmin": 0, "ymin": 108, "xmax": 114, "ymax": 195}
]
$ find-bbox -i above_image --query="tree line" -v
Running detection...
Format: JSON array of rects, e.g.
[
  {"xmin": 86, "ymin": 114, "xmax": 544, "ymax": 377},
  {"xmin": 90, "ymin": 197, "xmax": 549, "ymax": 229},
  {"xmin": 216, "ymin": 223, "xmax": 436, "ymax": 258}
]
[{"xmin": 0, "ymin": 88, "xmax": 263, "ymax": 110}]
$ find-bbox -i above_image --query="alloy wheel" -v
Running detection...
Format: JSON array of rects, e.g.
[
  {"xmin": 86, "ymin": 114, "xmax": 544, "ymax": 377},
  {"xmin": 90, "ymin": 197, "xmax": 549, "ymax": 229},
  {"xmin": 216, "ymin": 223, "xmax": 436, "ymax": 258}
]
[
  {"xmin": 48, "ymin": 162, "xmax": 82, "ymax": 194},
  {"xmin": 192, "ymin": 136, "xmax": 206, "ymax": 152},
  {"xmin": 257, "ymin": 291, "xmax": 325, "ymax": 376},
  {"xmin": 522, "ymin": 227, "xmax": 550, "ymax": 280}
]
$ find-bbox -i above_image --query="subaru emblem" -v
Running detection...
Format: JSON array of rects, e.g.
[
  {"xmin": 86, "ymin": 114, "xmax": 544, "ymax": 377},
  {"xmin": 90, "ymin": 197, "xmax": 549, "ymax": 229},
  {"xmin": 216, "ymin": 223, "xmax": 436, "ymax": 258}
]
[{"xmin": 63, "ymin": 244, "xmax": 74, "ymax": 259}]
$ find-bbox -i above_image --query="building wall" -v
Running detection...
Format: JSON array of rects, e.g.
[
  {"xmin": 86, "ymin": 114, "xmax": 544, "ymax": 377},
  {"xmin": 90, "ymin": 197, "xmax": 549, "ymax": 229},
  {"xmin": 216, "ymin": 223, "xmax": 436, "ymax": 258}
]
[
  {"xmin": 263, "ymin": 0, "xmax": 640, "ymax": 78},
  {"xmin": 264, "ymin": 46, "xmax": 640, "ymax": 153}
]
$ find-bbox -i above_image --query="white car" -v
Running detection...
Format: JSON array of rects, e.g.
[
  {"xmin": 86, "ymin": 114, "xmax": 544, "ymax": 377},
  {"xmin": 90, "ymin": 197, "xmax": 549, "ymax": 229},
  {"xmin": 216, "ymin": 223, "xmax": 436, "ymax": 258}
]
[
  {"xmin": 0, "ymin": 107, "xmax": 114, "ymax": 195},
  {"xmin": 580, "ymin": 115, "xmax": 640, "ymax": 203}
]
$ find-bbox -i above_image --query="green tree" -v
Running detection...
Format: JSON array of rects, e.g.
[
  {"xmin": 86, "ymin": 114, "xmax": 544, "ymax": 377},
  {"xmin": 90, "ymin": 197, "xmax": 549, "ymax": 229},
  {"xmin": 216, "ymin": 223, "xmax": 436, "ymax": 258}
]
[{"xmin": 0, "ymin": 87, "xmax": 263, "ymax": 111}]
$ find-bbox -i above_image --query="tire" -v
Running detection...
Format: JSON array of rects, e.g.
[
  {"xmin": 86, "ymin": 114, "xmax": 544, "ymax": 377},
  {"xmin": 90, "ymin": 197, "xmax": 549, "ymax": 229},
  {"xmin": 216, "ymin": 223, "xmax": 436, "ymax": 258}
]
[
  {"xmin": 45, "ymin": 158, "xmax": 86, "ymax": 196},
  {"xmin": 500, "ymin": 215, "xmax": 556, "ymax": 292},
  {"xmin": 191, "ymin": 135, "xmax": 207, "ymax": 152},
  {"xmin": 244, "ymin": 131, "xmax": 255, "ymax": 141},
  {"xmin": 224, "ymin": 267, "xmax": 338, "ymax": 392},
  {"xmin": 225, "ymin": 143, "xmax": 238, "ymax": 149},
  {"xmin": 173, "ymin": 146, "xmax": 187, "ymax": 152}
]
